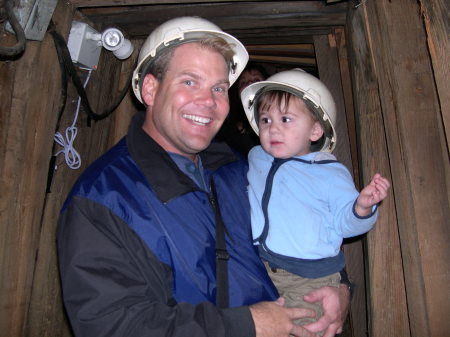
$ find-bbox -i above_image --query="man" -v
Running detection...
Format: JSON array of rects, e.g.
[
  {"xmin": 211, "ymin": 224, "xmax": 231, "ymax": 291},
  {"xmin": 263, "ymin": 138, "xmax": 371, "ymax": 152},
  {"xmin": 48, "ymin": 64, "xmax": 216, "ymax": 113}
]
[{"xmin": 57, "ymin": 17, "xmax": 349, "ymax": 337}]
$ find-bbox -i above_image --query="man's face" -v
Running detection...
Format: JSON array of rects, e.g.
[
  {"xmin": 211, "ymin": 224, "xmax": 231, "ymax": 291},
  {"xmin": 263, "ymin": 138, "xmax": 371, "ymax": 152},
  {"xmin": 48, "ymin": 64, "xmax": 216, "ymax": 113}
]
[{"xmin": 141, "ymin": 43, "xmax": 230, "ymax": 160}]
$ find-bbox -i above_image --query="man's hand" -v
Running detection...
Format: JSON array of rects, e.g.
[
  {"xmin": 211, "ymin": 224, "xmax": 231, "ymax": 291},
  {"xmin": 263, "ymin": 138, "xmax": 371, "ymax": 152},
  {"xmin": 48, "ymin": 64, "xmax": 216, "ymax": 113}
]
[
  {"xmin": 302, "ymin": 285, "xmax": 350, "ymax": 337},
  {"xmin": 250, "ymin": 297, "xmax": 318, "ymax": 337}
]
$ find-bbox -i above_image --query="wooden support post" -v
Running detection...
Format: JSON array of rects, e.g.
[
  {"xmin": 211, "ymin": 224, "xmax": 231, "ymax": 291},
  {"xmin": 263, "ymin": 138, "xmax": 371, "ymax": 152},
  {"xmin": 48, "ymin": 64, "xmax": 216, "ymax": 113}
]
[
  {"xmin": 418, "ymin": 0, "xmax": 450, "ymax": 150},
  {"xmin": 25, "ymin": 2, "xmax": 136, "ymax": 336},
  {"xmin": 0, "ymin": 1, "xmax": 76, "ymax": 334},
  {"xmin": 314, "ymin": 32, "xmax": 367, "ymax": 337},
  {"xmin": 21, "ymin": 2, "xmax": 77, "ymax": 336},
  {"xmin": 106, "ymin": 40, "xmax": 141, "ymax": 148},
  {"xmin": 348, "ymin": 0, "xmax": 450, "ymax": 336}
]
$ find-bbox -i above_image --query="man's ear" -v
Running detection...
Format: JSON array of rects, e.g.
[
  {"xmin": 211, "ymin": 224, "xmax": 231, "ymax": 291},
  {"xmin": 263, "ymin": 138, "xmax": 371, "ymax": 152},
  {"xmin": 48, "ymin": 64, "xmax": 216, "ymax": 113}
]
[
  {"xmin": 310, "ymin": 121, "xmax": 324, "ymax": 142},
  {"xmin": 141, "ymin": 73, "xmax": 159, "ymax": 106}
]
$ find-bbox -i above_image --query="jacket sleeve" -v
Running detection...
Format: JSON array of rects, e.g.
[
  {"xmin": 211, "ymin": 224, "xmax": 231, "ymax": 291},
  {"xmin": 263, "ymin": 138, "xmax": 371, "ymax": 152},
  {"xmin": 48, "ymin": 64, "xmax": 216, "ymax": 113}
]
[
  {"xmin": 57, "ymin": 196, "xmax": 255, "ymax": 337},
  {"xmin": 328, "ymin": 164, "xmax": 377, "ymax": 238}
]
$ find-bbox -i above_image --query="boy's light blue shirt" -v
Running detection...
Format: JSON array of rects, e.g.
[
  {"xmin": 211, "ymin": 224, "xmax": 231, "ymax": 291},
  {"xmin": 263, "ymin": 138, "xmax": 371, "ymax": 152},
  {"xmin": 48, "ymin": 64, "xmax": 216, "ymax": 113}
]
[{"xmin": 248, "ymin": 145, "xmax": 377, "ymax": 261}]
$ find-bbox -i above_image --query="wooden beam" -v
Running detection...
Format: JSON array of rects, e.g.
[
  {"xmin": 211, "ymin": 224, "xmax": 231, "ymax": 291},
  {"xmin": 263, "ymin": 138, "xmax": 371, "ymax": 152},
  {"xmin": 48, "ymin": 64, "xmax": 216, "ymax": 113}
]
[
  {"xmin": 349, "ymin": 0, "xmax": 450, "ymax": 336},
  {"xmin": 314, "ymin": 32, "xmax": 367, "ymax": 337},
  {"xmin": 233, "ymin": 28, "xmax": 331, "ymax": 45},
  {"xmin": 22, "ymin": 4, "xmax": 139, "ymax": 337},
  {"xmin": 348, "ymin": 3, "xmax": 411, "ymax": 337},
  {"xmin": 21, "ymin": 2, "xmax": 77, "ymax": 336},
  {"xmin": 71, "ymin": 0, "xmax": 267, "ymax": 8},
  {"xmin": 245, "ymin": 43, "xmax": 316, "ymax": 67},
  {"xmin": 75, "ymin": 1, "xmax": 348, "ymax": 39},
  {"xmin": 106, "ymin": 40, "xmax": 141, "ymax": 148},
  {"xmin": 246, "ymin": 44, "xmax": 315, "ymax": 57},
  {"xmin": 249, "ymin": 54, "xmax": 316, "ymax": 66},
  {"xmin": 70, "ymin": 0, "xmax": 342, "ymax": 10},
  {"xmin": 333, "ymin": 27, "xmax": 359, "ymax": 184},
  {"xmin": 0, "ymin": 1, "xmax": 78, "ymax": 334},
  {"xmin": 418, "ymin": 0, "xmax": 450, "ymax": 181}
]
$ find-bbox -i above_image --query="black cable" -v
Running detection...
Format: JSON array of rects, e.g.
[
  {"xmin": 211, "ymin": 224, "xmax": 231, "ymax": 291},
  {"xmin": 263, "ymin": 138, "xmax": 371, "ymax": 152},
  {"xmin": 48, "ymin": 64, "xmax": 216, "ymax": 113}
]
[
  {"xmin": 49, "ymin": 29, "xmax": 68, "ymax": 131},
  {"xmin": 49, "ymin": 27, "xmax": 135, "ymax": 122},
  {"xmin": 45, "ymin": 24, "xmax": 135, "ymax": 192},
  {"xmin": 46, "ymin": 26, "xmax": 70, "ymax": 193},
  {"xmin": 0, "ymin": 0, "xmax": 26, "ymax": 57}
]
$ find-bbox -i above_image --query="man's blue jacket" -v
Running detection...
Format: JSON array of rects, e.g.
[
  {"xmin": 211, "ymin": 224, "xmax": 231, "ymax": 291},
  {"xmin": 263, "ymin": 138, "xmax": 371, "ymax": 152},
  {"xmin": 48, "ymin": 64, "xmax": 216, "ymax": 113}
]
[{"xmin": 57, "ymin": 112, "xmax": 278, "ymax": 337}]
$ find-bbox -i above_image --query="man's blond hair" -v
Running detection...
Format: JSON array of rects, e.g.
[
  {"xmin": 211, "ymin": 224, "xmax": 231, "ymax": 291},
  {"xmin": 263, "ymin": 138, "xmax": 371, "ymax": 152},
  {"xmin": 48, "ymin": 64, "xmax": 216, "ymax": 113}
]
[{"xmin": 148, "ymin": 35, "xmax": 235, "ymax": 81}]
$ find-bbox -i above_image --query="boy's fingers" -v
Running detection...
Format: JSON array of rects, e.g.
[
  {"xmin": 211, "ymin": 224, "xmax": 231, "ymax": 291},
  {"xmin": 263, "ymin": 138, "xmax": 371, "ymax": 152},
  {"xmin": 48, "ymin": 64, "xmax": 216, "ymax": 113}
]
[
  {"xmin": 375, "ymin": 177, "xmax": 390, "ymax": 190},
  {"xmin": 378, "ymin": 181, "xmax": 390, "ymax": 191}
]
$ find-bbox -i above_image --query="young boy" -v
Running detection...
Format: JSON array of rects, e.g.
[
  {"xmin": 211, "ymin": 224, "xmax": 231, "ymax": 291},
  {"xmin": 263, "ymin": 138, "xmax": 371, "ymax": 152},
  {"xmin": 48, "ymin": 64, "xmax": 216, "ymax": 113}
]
[{"xmin": 240, "ymin": 68, "xmax": 390, "ymax": 331}]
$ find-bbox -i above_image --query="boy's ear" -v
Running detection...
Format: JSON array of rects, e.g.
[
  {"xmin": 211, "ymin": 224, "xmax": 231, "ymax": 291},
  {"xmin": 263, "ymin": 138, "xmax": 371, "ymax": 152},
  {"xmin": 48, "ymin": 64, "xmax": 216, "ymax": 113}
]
[
  {"xmin": 310, "ymin": 121, "xmax": 324, "ymax": 142},
  {"xmin": 141, "ymin": 73, "xmax": 159, "ymax": 106}
]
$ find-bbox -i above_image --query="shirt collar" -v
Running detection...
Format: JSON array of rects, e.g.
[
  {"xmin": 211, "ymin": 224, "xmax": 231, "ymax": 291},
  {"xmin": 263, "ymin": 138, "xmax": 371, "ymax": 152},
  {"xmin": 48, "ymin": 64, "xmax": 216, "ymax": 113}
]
[{"xmin": 126, "ymin": 111, "xmax": 238, "ymax": 203}]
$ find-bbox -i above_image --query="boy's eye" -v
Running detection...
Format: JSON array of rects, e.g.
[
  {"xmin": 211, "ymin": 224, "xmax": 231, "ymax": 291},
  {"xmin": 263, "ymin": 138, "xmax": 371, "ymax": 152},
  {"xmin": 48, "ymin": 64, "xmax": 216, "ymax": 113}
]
[
  {"xmin": 282, "ymin": 116, "xmax": 292, "ymax": 123},
  {"xmin": 260, "ymin": 117, "xmax": 271, "ymax": 124}
]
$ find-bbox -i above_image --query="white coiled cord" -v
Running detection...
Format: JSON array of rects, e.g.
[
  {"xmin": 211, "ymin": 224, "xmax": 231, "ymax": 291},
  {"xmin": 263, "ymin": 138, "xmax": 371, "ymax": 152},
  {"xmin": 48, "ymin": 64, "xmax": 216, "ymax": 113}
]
[{"xmin": 54, "ymin": 69, "xmax": 92, "ymax": 169}]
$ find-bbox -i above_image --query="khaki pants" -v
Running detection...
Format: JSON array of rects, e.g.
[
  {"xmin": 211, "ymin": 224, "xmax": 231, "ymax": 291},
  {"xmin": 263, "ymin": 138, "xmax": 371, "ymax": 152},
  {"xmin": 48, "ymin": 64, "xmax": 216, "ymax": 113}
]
[{"xmin": 264, "ymin": 261, "xmax": 341, "ymax": 336}]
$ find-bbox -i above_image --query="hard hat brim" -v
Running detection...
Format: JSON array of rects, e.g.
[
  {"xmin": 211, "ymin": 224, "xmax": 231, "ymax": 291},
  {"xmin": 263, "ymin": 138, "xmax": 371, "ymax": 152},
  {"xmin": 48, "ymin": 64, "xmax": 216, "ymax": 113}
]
[
  {"xmin": 241, "ymin": 79, "xmax": 337, "ymax": 152},
  {"xmin": 132, "ymin": 29, "xmax": 248, "ymax": 104}
]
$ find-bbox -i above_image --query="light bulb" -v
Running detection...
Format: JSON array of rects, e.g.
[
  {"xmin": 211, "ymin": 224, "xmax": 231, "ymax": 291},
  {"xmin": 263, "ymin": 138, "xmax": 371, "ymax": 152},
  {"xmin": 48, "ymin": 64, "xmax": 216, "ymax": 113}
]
[
  {"xmin": 102, "ymin": 28, "xmax": 124, "ymax": 50},
  {"xmin": 101, "ymin": 27, "xmax": 134, "ymax": 60}
]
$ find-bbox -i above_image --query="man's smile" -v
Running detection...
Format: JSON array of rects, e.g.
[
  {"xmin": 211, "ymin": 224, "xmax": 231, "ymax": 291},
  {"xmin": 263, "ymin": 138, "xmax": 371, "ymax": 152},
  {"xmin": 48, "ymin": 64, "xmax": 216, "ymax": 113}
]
[{"xmin": 182, "ymin": 114, "xmax": 212, "ymax": 126}]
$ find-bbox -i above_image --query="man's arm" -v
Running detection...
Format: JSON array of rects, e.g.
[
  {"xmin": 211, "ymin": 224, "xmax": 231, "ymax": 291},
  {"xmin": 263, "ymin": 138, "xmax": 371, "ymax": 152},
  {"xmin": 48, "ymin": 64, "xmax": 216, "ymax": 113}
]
[{"xmin": 57, "ymin": 197, "xmax": 254, "ymax": 337}]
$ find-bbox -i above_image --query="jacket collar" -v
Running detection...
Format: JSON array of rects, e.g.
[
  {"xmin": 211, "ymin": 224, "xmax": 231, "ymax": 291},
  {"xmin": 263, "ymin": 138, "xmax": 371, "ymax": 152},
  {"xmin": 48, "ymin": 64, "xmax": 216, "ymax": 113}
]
[{"xmin": 126, "ymin": 111, "xmax": 238, "ymax": 203}]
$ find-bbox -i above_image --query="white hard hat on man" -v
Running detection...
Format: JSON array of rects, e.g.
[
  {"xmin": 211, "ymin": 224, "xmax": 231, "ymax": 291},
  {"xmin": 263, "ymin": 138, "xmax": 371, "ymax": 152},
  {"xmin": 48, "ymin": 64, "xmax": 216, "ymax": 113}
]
[{"xmin": 132, "ymin": 16, "xmax": 249, "ymax": 103}]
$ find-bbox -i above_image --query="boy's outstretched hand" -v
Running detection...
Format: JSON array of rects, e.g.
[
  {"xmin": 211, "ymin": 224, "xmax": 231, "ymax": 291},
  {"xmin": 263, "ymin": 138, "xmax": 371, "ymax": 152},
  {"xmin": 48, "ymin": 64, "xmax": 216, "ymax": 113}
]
[{"xmin": 355, "ymin": 173, "xmax": 390, "ymax": 217}]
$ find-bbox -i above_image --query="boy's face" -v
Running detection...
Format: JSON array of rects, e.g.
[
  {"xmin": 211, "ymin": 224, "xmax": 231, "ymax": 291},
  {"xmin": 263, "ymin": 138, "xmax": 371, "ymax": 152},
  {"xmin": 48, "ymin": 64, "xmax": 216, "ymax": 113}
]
[{"xmin": 258, "ymin": 95, "xmax": 323, "ymax": 159}]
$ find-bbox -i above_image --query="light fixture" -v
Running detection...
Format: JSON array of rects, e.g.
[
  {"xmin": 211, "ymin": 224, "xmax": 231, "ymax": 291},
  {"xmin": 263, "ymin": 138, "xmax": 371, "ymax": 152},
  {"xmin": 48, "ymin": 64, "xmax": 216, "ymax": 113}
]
[
  {"xmin": 100, "ymin": 28, "xmax": 134, "ymax": 60},
  {"xmin": 67, "ymin": 21, "xmax": 134, "ymax": 70}
]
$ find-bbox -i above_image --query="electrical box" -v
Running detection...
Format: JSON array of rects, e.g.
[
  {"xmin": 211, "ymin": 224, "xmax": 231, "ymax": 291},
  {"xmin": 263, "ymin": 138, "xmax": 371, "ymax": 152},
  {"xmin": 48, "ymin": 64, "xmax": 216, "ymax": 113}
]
[
  {"xmin": 6, "ymin": 0, "xmax": 58, "ymax": 41},
  {"xmin": 67, "ymin": 21, "xmax": 102, "ymax": 70}
]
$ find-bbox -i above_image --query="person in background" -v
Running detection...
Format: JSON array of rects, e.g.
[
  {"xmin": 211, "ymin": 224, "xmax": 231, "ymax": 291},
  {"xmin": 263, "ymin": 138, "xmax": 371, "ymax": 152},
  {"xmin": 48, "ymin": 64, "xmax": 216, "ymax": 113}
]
[
  {"xmin": 216, "ymin": 62, "xmax": 268, "ymax": 156},
  {"xmin": 57, "ymin": 17, "xmax": 350, "ymax": 337},
  {"xmin": 241, "ymin": 68, "xmax": 390, "ymax": 334},
  {"xmin": 237, "ymin": 62, "xmax": 268, "ymax": 94}
]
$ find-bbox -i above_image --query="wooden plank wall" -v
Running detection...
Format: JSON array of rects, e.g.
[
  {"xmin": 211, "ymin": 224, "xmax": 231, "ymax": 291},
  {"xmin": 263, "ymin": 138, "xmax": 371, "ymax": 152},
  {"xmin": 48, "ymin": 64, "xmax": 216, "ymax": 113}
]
[
  {"xmin": 419, "ymin": 0, "xmax": 449, "ymax": 151},
  {"xmin": 348, "ymin": 1, "xmax": 450, "ymax": 337},
  {"xmin": 0, "ymin": 0, "xmax": 138, "ymax": 335},
  {"xmin": 0, "ymin": 2, "xmax": 75, "ymax": 334},
  {"xmin": 419, "ymin": 0, "xmax": 450, "ymax": 205},
  {"xmin": 313, "ymin": 32, "xmax": 365, "ymax": 337}
]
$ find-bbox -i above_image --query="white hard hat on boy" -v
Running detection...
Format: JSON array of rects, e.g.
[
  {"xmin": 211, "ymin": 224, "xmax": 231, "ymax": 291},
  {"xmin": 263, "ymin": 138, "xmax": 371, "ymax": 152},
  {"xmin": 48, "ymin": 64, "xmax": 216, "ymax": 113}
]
[
  {"xmin": 132, "ymin": 16, "xmax": 249, "ymax": 103},
  {"xmin": 240, "ymin": 68, "xmax": 337, "ymax": 152}
]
